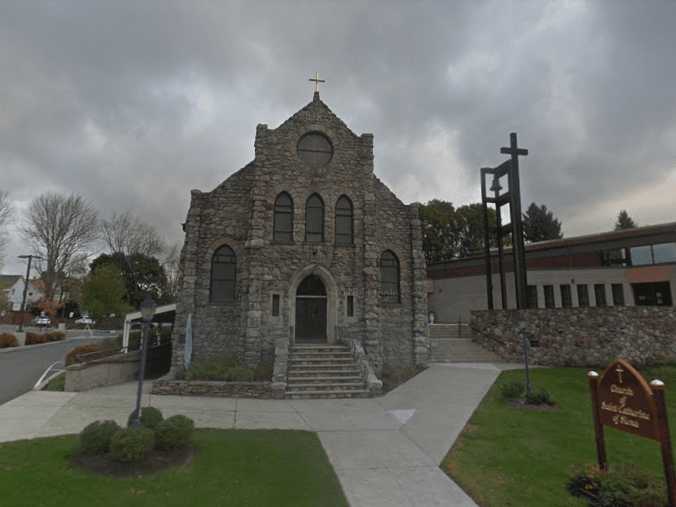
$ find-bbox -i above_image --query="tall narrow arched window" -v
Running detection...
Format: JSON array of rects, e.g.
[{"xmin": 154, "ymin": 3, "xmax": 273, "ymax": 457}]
[
  {"xmin": 305, "ymin": 193, "xmax": 324, "ymax": 242},
  {"xmin": 273, "ymin": 192, "xmax": 294, "ymax": 242},
  {"xmin": 380, "ymin": 250, "xmax": 400, "ymax": 303},
  {"xmin": 210, "ymin": 245, "xmax": 236, "ymax": 303},
  {"xmin": 335, "ymin": 195, "xmax": 353, "ymax": 245}
]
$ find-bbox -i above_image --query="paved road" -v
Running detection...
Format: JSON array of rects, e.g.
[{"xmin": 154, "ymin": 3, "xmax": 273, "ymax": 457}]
[{"xmin": 0, "ymin": 336, "xmax": 110, "ymax": 405}]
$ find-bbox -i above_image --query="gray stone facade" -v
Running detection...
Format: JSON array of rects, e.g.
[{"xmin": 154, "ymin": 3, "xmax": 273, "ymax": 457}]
[
  {"xmin": 471, "ymin": 307, "xmax": 676, "ymax": 367},
  {"xmin": 171, "ymin": 93, "xmax": 428, "ymax": 376}
]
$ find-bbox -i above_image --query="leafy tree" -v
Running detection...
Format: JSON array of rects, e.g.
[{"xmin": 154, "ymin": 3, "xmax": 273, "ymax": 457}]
[
  {"xmin": 615, "ymin": 210, "xmax": 637, "ymax": 230},
  {"xmin": 419, "ymin": 200, "xmax": 459, "ymax": 263},
  {"xmin": 90, "ymin": 252, "xmax": 168, "ymax": 307},
  {"xmin": 522, "ymin": 203, "xmax": 563, "ymax": 243},
  {"xmin": 455, "ymin": 203, "xmax": 497, "ymax": 257},
  {"xmin": 81, "ymin": 265, "xmax": 130, "ymax": 319},
  {"xmin": 419, "ymin": 200, "xmax": 498, "ymax": 262}
]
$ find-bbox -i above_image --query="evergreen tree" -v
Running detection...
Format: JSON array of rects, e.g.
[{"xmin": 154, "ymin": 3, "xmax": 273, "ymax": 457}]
[
  {"xmin": 615, "ymin": 210, "xmax": 637, "ymax": 230},
  {"xmin": 522, "ymin": 202, "xmax": 563, "ymax": 243}
]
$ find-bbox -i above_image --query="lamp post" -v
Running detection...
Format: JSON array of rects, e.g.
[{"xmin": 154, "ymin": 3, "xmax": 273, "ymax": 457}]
[
  {"xmin": 17, "ymin": 254, "xmax": 42, "ymax": 332},
  {"xmin": 130, "ymin": 294, "xmax": 156, "ymax": 427}
]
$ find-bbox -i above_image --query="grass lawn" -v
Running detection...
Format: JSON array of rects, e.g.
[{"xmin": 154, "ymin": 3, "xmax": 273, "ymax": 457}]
[
  {"xmin": 443, "ymin": 365, "xmax": 676, "ymax": 507},
  {"xmin": 43, "ymin": 373, "xmax": 65, "ymax": 391},
  {"xmin": 0, "ymin": 429, "xmax": 348, "ymax": 507}
]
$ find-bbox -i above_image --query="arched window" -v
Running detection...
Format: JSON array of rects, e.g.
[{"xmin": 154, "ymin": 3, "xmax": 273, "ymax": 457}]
[
  {"xmin": 273, "ymin": 192, "xmax": 294, "ymax": 242},
  {"xmin": 335, "ymin": 195, "xmax": 353, "ymax": 245},
  {"xmin": 210, "ymin": 245, "xmax": 236, "ymax": 303},
  {"xmin": 305, "ymin": 193, "xmax": 324, "ymax": 242},
  {"xmin": 380, "ymin": 250, "xmax": 400, "ymax": 303}
]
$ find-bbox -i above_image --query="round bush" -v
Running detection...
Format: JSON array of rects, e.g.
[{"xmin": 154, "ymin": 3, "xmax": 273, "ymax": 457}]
[
  {"xmin": 25, "ymin": 332, "xmax": 48, "ymax": 345},
  {"xmin": 0, "ymin": 333, "xmax": 18, "ymax": 348},
  {"xmin": 110, "ymin": 427, "xmax": 155, "ymax": 463},
  {"xmin": 79, "ymin": 420, "xmax": 121, "ymax": 455},
  {"xmin": 127, "ymin": 406, "xmax": 164, "ymax": 429},
  {"xmin": 155, "ymin": 415, "xmax": 195, "ymax": 450}
]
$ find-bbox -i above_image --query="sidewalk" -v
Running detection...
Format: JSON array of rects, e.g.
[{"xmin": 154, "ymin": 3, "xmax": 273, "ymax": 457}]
[{"xmin": 0, "ymin": 362, "xmax": 517, "ymax": 507}]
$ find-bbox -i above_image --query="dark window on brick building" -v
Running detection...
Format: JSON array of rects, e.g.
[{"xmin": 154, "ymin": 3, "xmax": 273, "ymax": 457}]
[
  {"xmin": 346, "ymin": 295, "xmax": 354, "ymax": 317},
  {"xmin": 594, "ymin": 284, "xmax": 607, "ymax": 306},
  {"xmin": 577, "ymin": 284, "xmax": 589, "ymax": 307},
  {"xmin": 272, "ymin": 294, "xmax": 280, "ymax": 316},
  {"xmin": 612, "ymin": 284, "xmax": 625, "ymax": 306},
  {"xmin": 210, "ymin": 245, "xmax": 236, "ymax": 303},
  {"xmin": 560, "ymin": 284, "xmax": 572, "ymax": 308},
  {"xmin": 335, "ymin": 195, "xmax": 353, "ymax": 245},
  {"xmin": 273, "ymin": 192, "xmax": 294, "ymax": 242},
  {"xmin": 527, "ymin": 285, "xmax": 538, "ymax": 308},
  {"xmin": 544, "ymin": 285, "xmax": 555, "ymax": 308},
  {"xmin": 380, "ymin": 250, "xmax": 400, "ymax": 303},
  {"xmin": 305, "ymin": 193, "xmax": 324, "ymax": 242}
]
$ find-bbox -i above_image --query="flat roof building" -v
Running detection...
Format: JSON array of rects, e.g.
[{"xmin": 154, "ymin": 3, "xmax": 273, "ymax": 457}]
[{"xmin": 427, "ymin": 222, "xmax": 676, "ymax": 322}]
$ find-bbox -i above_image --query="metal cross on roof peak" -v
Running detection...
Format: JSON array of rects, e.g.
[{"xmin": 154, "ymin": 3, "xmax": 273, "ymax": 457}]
[{"xmin": 309, "ymin": 72, "xmax": 326, "ymax": 93}]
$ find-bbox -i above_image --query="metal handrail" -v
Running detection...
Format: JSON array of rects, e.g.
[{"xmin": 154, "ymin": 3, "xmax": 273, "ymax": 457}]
[{"xmin": 33, "ymin": 361, "xmax": 65, "ymax": 390}]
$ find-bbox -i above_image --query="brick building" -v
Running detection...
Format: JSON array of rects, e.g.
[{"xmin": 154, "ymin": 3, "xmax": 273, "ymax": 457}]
[{"xmin": 170, "ymin": 92, "xmax": 428, "ymax": 386}]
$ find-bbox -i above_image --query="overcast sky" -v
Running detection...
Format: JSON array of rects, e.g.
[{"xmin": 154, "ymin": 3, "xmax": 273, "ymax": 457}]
[{"xmin": 2, "ymin": 1, "xmax": 676, "ymax": 273}]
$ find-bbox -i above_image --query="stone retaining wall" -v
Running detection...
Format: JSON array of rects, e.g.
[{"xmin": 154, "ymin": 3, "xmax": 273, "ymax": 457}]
[
  {"xmin": 65, "ymin": 352, "xmax": 140, "ymax": 392},
  {"xmin": 152, "ymin": 379, "xmax": 281, "ymax": 399},
  {"xmin": 471, "ymin": 307, "xmax": 676, "ymax": 367}
]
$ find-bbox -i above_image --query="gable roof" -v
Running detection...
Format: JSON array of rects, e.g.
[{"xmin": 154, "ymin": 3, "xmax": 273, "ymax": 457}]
[
  {"xmin": 0, "ymin": 275, "xmax": 22, "ymax": 290},
  {"xmin": 275, "ymin": 92, "xmax": 359, "ymax": 138}
]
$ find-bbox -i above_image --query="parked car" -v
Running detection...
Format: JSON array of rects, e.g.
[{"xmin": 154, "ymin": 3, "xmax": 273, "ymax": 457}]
[
  {"xmin": 34, "ymin": 313, "xmax": 51, "ymax": 327},
  {"xmin": 75, "ymin": 314, "xmax": 96, "ymax": 326}
]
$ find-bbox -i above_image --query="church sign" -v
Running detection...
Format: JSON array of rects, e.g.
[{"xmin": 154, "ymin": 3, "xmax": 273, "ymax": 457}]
[{"xmin": 588, "ymin": 359, "xmax": 676, "ymax": 506}]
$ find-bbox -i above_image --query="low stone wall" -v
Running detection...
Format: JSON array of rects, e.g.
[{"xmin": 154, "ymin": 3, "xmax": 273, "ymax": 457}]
[
  {"xmin": 65, "ymin": 351, "xmax": 140, "ymax": 392},
  {"xmin": 471, "ymin": 307, "xmax": 676, "ymax": 367},
  {"xmin": 152, "ymin": 379, "xmax": 281, "ymax": 399}
]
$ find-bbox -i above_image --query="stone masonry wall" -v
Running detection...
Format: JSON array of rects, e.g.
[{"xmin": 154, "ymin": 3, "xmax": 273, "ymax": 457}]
[
  {"xmin": 471, "ymin": 307, "xmax": 676, "ymax": 367},
  {"xmin": 171, "ymin": 93, "xmax": 428, "ymax": 374}
]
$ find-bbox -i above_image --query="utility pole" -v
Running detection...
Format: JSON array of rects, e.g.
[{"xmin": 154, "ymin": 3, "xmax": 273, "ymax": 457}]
[{"xmin": 17, "ymin": 254, "xmax": 42, "ymax": 332}]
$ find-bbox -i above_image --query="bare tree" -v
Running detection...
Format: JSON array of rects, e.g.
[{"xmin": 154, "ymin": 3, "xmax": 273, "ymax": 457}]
[
  {"xmin": 162, "ymin": 241, "xmax": 182, "ymax": 302},
  {"xmin": 0, "ymin": 190, "xmax": 12, "ymax": 268},
  {"xmin": 101, "ymin": 211, "xmax": 165, "ymax": 258},
  {"xmin": 21, "ymin": 193, "xmax": 99, "ymax": 300}
]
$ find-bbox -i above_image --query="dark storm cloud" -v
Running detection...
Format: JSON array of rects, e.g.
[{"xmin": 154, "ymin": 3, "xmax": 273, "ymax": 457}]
[{"xmin": 1, "ymin": 1, "xmax": 675, "ymax": 271}]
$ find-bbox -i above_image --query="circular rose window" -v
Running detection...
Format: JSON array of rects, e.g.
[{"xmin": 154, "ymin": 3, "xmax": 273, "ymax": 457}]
[{"xmin": 297, "ymin": 132, "xmax": 333, "ymax": 168}]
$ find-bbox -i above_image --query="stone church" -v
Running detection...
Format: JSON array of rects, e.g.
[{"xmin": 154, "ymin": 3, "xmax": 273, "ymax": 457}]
[{"xmin": 170, "ymin": 89, "xmax": 428, "ymax": 394}]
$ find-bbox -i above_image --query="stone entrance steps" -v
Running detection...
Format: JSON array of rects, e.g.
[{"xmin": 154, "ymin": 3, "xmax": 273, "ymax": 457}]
[
  {"xmin": 286, "ymin": 344, "xmax": 369, "ymax": 399},
  {"xmin": 429, "ymin": 324, "xmax": 501, "ymax": 363}
]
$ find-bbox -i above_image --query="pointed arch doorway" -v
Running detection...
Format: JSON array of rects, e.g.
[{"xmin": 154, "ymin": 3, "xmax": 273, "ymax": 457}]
[{"xmin": 295, "ymin": 274, "xmax": 327, "ymax": 343}]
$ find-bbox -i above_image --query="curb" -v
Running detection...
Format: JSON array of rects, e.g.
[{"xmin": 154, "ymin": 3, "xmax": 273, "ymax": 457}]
[{"xmin": 0, "ymin": 335, "xmax": 113, "ymax": 355}]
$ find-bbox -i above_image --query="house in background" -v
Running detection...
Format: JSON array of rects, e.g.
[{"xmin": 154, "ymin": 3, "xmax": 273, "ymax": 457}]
[
  {"xmin": 0, "ymin": 275, "xmax": 45, "ymax": 311},
  {"xmin": 428, "ymin": 222, "xmax": 676, "ymax": 322}
]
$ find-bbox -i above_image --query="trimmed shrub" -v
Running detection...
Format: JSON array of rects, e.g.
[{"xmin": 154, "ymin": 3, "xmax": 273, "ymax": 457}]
[
  {"xmin": 25, "ymin": 332, "xmax": 48, "ymax": 345},
  {"xmin": 525, "ymin": 388, "xmax": 555, "ymax": 406},
  {"xmin": 110, "ymin": 427, "xmax": 155, "ymax": 463},
  {"xmin": 46, "ymin": 331, "xmax": 66, "ymax": 342},
  {"xmin": 499, "ymin": 381, "xmax": 525, "ymax": 400},
  {"xmin": 127, "ymin": 406, "xmax": 164, "ymax": 429},
  {"xmin": 0, "ymin": 333, "xmax": 18, "ymax": 348},
  {"xmin": 65, "ymin": 344, "xmax": 102, "ymax": 365},
  {"xmin": 79, "ymin": 420, "xmax": 121, "ymax": 455},
  {"xmin": 155, "ymin": 415, "xmax": 195, "ymax": 450},
  {"xmin": 184, "ymin": 356, "xmax": 254, "ymax": 382},
  {"xmin": 567, "ymin": 464, "xmax": 666, "ymax": 507}
]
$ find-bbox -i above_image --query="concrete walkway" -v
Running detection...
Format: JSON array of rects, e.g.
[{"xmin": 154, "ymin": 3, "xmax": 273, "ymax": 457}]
[{"xmin": 0, "ymin": 362, "xmax": 516, "ymax": 507}]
